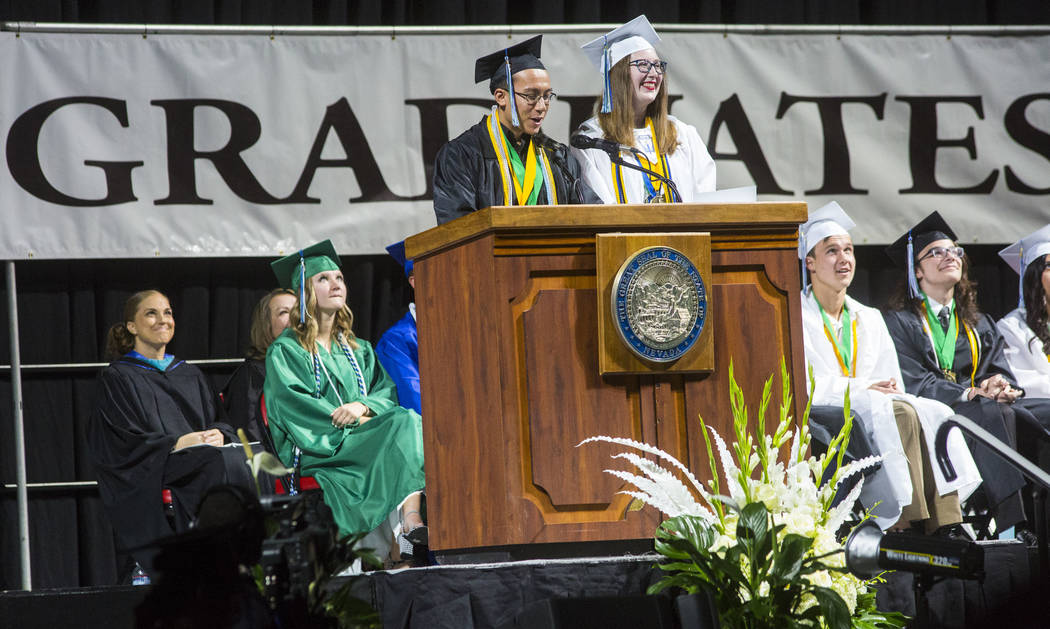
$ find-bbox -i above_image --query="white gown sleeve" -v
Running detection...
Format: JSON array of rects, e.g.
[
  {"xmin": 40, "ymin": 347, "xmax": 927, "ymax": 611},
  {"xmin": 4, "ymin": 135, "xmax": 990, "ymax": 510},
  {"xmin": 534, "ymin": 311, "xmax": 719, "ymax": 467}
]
[
  {"xmin": 997, "ymin": 310, "xmax": 1050, "ymax": 398},
  {"xmin": 678, "ymin": 120, "xmax": 716, "ymax": 198},
  {"xmin": 569, "ymin": 145, "xmax": 616, "ymax": 204}
]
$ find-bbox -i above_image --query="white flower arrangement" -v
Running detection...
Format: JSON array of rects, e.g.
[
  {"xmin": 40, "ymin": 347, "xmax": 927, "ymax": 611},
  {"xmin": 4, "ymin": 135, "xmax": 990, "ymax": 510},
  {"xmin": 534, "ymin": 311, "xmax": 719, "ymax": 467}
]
[{"xmin": 580, "ymin": 361, "xmax": 906, "ymax": 629}]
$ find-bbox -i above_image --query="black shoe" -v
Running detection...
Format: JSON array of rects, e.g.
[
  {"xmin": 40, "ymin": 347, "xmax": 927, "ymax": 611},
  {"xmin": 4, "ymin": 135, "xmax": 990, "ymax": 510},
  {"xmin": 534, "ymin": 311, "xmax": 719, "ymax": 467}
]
[
  {"xmin": 934, "ymin": 524, "xmax": 973, "ymax": 541},
  {"xmin": 405, "ymin": 524, "xmax": 429, "ymax": 547},
  {"xmin": 1015, "ymin": 527, "xmax": 1041, "ymax": 547}
]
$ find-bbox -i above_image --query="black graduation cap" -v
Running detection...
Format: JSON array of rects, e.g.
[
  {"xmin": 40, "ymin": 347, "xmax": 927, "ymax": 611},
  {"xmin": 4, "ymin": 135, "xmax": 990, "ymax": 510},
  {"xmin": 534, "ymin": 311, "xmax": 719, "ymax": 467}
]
[
  {"xmin": 474, "ymin": 35, "xmax": 545, "ymax": 95},
  {"xmin": 884, "ymin": 211, "xmax": 958, "ymax": 298}
]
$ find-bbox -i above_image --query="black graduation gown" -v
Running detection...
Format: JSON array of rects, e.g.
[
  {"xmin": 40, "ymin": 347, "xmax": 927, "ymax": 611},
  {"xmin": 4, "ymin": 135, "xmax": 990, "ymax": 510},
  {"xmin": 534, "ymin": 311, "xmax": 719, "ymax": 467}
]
[
  {"xmin": 432, "ymin": 117, "xmax": 602, "ymax": 225},
  {"xmin": 88, "ymin": 355, "xmax": 253, "ymax": 571},
  {"xmin": 883, "ymin": 309, "xmax": 1047, "ymax": 527},
  {"xmin": 221, "ymin": 359, "xmax": 266, "ymax": 444}
]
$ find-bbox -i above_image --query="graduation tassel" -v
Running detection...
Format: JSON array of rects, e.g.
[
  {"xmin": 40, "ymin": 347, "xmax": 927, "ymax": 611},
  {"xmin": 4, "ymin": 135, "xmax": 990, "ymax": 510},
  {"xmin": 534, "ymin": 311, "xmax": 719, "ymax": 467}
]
[
  {"xmin": 298, "ymin": 250, "xmax": 306, "ymax": 324},
  {"xmin": 504, "ymin": 50, "xmax": 519, "ymax": 128},
  {"xmin": 906, "ymin": 232, "xmax": 920, "ymax": 299},
  {"xmin": 600, "ymin": 36, "xmax": 613, "ymax": 114}
]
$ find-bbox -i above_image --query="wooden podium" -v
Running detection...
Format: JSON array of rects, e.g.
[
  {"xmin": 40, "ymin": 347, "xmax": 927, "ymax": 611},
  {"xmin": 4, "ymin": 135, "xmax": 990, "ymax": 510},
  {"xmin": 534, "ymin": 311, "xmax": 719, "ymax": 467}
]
[{"xmin": 405, "ymin": 203, "xmax": 808, "ymax": 553}]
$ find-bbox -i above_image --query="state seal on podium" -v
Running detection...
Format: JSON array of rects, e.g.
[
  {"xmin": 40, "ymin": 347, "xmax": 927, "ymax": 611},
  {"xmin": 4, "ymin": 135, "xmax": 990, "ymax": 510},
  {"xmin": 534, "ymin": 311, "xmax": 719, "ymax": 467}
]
[{"xmin": 612, "ymin": 246, "xmax": 707, "ymax": 363}]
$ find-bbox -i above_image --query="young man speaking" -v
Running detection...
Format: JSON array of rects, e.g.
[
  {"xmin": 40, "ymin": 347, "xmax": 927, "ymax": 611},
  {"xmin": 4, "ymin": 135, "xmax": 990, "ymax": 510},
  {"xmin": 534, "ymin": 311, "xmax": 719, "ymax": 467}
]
[{"xmin": 432, "ymin": 35, "xmax": 599, "ymax": 225}]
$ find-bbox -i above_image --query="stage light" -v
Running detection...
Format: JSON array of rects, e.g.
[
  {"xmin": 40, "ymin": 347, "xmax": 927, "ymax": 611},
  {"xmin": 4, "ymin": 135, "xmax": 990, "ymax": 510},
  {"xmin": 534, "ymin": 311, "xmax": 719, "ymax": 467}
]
[{"xmin": 844, "ymin": 521, "xmax": 984, "ymax": 580}]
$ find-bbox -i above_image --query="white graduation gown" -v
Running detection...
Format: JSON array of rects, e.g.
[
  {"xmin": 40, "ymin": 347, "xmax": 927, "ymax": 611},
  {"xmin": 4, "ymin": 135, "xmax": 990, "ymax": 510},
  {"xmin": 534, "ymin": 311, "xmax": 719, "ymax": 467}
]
[
  {"xmin": 569, "ymin": 115, "xmax": 716, "ymax": 204},
  {"xmin": 802, "ymin": 291, "xmax": 981, "ymax": 529},
  {"xmin": 997, "ymin": 308, "xmax": 1050, "ymax": 398}
]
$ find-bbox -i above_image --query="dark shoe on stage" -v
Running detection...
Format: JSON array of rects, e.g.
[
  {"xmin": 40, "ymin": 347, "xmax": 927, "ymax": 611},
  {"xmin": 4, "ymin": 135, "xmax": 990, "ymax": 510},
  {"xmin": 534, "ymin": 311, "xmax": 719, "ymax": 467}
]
[
  {"xmin": 933, "ymin": 524, "xmax": 973, "ymax": 541},
  {"xmin": 405, "ymin": 524, "xmax": 429, "ymax": 547},
  {"xmin": 1014, "ymin": 527, "xmax": 1040, "ymax": 547}
]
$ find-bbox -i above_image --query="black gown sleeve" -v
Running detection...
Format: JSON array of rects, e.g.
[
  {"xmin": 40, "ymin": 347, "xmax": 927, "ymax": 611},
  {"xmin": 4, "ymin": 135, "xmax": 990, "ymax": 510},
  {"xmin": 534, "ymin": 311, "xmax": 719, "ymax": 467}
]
[
  {"xmin": 883, "ymin": 308, "xmax": 969, "ymax": 405},
  {"xmin": 221, "ymin": 360, "xmax": 266, "ymax": 442},
  {"xmin": 553, "ymin": 143, "xmax": 602, "ymax": 205},
  {"xmin": 433, "ymin": 137, "xmax": 485, "ymax": 225},
  {"xmin": 975, "ymin": 313, "xmax": 1022, "ymax": 388}
]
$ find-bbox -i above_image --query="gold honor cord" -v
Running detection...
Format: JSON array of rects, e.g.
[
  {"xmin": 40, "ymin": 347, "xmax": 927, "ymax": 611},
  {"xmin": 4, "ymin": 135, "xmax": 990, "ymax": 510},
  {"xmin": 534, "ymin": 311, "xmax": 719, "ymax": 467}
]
[
  {"xmin": 822, "ymin": 318, "xmax": 858, "ymax": 377},
  {"xmin": 962, "ymin": 321, "xmax": 979, "ymax": 386},
  {"xmin": 487, "ymin": 111, "xmax": 555, "ymax": 205},
  {"xmin": 609, "ymin": 117, "xmax": 673, "ymax": 204},
  {"xmin": 485, "ymin": 113, "xmax": 543, "ymax": 205},
  {"xmin": 817, "ymin": 300, "xmax": 856, "ymax": 377},
  {"xmin": 486, "ymin": 113, "xmax": 513, "ymax": 204},
  {"xmin": 506, "ymin": 138, "xmax": 539, "ymax": 205},
  {"xmin": 611, "ymin": 161, "xmax": 627, "ymax": 204},
  {"xmin": 641, "ymin": 117, "xmax": 672, "ymax": 203}
]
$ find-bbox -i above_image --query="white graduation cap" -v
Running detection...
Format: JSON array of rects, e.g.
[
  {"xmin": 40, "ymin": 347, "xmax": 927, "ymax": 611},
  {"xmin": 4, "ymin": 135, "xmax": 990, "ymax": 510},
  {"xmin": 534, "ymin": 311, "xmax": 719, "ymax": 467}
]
[
  {"xmin": 799, "ymin": 201, "xmax": 855, "ymax": 259},
  {"xmin": 998, "ymin": 223, "xmax": 1050, "ymax": 308},
  {"xmin": 580, "ymin": 15, "xmax": 661, "ymax": 113},
  {"xmin": 798, "ymin": 201, "xmax": 855, "ymax": 288}
]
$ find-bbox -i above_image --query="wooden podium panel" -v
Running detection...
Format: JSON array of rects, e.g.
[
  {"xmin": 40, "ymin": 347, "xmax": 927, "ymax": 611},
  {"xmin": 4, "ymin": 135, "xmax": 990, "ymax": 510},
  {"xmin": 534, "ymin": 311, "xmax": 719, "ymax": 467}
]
[{"xmin": 407, "ymin": 204, "xmax": 807, "ymax": 552}]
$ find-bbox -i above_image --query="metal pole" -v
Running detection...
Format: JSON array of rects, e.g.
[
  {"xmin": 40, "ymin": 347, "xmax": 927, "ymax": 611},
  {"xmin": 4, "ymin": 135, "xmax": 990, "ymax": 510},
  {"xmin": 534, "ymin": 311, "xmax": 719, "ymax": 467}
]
[
  {"xmin": 7, "ymin": 261, "xmax": 31, "ymax": 590},
  {"xmin": 3, "ymin": 21, "xmax": 1050, "ymax": 37}
]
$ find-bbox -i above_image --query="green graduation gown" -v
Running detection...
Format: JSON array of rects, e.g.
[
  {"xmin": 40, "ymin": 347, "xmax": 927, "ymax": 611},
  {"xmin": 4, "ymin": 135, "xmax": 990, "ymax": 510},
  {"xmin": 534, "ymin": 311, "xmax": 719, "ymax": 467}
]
[{"xmin": 263, "ymin": 330, "xmax": 425, "ymax": 536}]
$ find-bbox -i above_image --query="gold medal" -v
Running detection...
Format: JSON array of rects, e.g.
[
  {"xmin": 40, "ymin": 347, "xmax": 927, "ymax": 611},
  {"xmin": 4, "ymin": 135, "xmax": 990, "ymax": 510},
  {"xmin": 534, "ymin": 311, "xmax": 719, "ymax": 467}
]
[{"xmin": 943, "ymin": 369, "xmax": 957, "ymax": 383}]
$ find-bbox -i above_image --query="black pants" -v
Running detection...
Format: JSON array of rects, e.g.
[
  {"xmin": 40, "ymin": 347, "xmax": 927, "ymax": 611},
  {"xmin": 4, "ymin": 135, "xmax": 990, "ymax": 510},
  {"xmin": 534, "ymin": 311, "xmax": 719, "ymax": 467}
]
[
  {"xmin": 951, "ymin": 397, "xmax": 1027, "ymax": 530},
  {"xmin": 808, "ymin": 405, "xmax": 878, "ymax": 504}
]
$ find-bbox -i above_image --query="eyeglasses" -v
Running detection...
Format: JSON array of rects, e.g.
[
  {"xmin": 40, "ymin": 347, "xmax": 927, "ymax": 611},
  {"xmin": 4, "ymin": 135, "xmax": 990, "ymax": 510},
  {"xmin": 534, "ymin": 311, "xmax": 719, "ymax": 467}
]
[
  {"xmin": 917, "ymin": 246, "xmax": 965, "ymax": 263},
  {"xmin": 514, "ymin": 91, "xmax": 557, "ymax": 106},
  {"xmin": 628, "ymin": 60, "xmax": 668, "ymax": 75}
]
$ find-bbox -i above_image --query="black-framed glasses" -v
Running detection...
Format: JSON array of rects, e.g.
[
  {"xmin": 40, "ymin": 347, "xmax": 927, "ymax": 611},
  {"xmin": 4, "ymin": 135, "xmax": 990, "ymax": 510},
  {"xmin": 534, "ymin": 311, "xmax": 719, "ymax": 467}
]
[
  {"xmin": 514, "ymin": 91, "xmax": 557, "ymax": 106},
  {"xmin": 917, "ymin": 246, "xmax": 965, "ymax": 263},
  {"xmin": 628, "ymin": 60, "xmax": 668, "ymax": 75}
]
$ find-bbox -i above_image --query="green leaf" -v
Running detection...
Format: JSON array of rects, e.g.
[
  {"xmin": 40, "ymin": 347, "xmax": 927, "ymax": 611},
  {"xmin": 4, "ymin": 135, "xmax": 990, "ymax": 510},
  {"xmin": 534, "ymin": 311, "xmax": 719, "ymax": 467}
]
[
  {"xmin": 770, "ymin": 534, "xmax": 811, "ymax": 581},
  {"xmin": 738, "ymin": 502, "xmax": 770, "ymax": 543},
  {"xmin": 810, "ymin": 585, "xmax": 852, "ymax": 629},
  {"xmin": 757, "ymin": 373, "xmax": 774, "ymax": 467}
]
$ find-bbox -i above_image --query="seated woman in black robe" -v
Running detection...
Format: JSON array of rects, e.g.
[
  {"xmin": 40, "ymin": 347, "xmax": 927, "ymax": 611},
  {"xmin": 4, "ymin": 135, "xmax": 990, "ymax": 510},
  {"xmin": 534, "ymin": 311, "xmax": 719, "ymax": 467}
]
[
  {"xmin": 222, "ymin": 288, "xmax": 297, "ymax": 443},
  {"xmin": 883, "ymin": 212, "xmax": 1050, "ymax": 540},
  {"xmin": 89, "ymin": 290, "xmax": 254, "ymax": 574}
]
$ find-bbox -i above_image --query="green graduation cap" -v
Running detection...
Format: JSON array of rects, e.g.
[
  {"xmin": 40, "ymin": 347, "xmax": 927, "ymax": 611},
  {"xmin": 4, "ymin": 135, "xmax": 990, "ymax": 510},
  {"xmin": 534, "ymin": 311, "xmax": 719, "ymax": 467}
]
[
  {"xmin": 271, "ymin": 240, "xmax": 341, "ymax": 324},
  {"xmin": 270, "ymin": 240, "xmax": 341, "ymax": 292}
]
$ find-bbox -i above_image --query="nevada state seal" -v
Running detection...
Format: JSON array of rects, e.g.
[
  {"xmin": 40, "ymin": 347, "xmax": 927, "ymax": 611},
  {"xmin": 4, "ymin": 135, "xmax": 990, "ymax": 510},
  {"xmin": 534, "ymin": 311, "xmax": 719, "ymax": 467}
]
[{"xmin": 612, "ymin": 246, "xmax": 707, "ymax": 363}]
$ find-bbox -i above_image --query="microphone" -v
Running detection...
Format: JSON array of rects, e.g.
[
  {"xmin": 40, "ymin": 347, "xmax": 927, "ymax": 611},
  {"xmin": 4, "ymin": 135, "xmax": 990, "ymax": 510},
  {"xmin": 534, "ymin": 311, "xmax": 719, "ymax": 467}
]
[
  {"xmin": 571, "ymin": 132, "xmax": 683, "ymax": 203},
  {"xmin": 535, "ymin": 135, "xmax": 567, "ymax": 154},
  {"xmin": 570, "ymin": 133, "xmax": 639, "ymax": 156},
  {"xmin": 535, "ymin": 135, "xmax": 581, "ymax": 202}
]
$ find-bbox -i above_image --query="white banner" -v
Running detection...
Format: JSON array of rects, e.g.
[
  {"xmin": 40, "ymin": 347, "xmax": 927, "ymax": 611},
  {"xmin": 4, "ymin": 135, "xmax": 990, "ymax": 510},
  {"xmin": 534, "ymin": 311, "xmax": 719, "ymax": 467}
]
[{"xmin": 1, "ymin": 28, "xmax": 1048, "ymax": 258}]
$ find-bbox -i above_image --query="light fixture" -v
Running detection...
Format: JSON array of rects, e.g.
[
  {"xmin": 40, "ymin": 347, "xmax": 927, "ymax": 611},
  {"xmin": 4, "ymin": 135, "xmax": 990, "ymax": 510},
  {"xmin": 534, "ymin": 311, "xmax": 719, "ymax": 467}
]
[{"xmin": 844, "ymin": 521, "xmax": 984, "ymax": 580}]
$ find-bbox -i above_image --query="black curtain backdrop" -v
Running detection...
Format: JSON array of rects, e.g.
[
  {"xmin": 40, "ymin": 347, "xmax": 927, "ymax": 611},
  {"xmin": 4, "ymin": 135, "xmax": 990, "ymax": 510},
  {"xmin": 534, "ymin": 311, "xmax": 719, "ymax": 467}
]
[
  {"xmin": 2, "ymin": 0, "xmax": 1050, "ymax": 26},
  {"xmin": 0, "ymin": 0, "xmax": 1045, "ymax": 590}
]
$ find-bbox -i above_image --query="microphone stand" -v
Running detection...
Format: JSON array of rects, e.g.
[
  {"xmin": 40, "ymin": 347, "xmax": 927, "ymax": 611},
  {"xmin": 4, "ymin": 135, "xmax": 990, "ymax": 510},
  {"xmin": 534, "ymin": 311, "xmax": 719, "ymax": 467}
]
[
  {"xmin": 935, "ymin": 414, "xmax": 1050, "ymax": 586},
  {"xmin": 605, "ymin": 150, "xmax": 683, "ymax": 204},
  {"xmin": 537, "ymin": 138, "xmax": 581, "ymax": 203}
]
